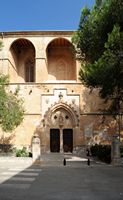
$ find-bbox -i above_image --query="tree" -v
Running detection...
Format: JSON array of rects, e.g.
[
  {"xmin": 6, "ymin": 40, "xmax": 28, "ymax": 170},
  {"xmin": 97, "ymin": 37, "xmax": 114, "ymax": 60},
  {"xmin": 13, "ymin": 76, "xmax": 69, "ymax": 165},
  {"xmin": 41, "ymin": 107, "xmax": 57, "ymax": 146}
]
[
  {"xmin": 72, "ymin": 0, "xmax": 123, "ymax": 113},
  {"xmin": 0, "ymin": 41, "xmax": 24, "ymax": 132},
  {"xmin": 72, "ymin": 0, "xmax": 123, "ymax": 165},
  {"xmin": 0, "ymin": 69, "xmax": 24, "ymax": 132}
]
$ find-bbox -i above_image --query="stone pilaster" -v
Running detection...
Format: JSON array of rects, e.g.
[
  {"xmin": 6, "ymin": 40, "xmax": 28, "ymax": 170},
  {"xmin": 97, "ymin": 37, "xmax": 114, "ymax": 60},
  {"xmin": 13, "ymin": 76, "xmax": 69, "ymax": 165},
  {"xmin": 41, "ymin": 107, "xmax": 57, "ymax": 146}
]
[{"xmin": 35, "ymin": 58, "xmax": 48, "ymax": 82}]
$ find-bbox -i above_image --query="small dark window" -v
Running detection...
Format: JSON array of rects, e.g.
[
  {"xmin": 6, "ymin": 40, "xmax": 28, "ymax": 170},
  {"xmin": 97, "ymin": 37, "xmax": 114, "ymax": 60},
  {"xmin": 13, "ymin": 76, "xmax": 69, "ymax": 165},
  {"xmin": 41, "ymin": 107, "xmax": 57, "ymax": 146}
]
[
  {"xmin": 25, "ymin": 60, "xmax": 35, "ymax": 82},
  {"xmin": 65, "ymin": 115, "xmax": 69, "ymax": 119},
  {"xmin": 54, "ymin": 115, "xmax": 57, "ymax": 120}
]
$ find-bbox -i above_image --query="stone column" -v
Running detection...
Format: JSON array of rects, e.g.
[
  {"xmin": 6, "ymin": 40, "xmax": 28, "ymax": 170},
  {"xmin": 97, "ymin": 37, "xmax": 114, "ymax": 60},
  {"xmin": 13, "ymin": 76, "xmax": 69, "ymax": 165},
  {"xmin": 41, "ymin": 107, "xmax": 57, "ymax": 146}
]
[
  {"xmin": 4, "ymin": 58, "xmax": 10, "ymax": 75},
  {"xmin": 59, "ymin": 113, "xmax": 64, "ymax": 153},
  {"xmin": 35, "ymin": 56, "xmax": 48, "ymax": 83},
  {"xmin": 111, "ymin": 135, "xmax": 121, "ymax": 165},
  {"xmin": 60, "ymin": 128, "xmax": 63, "ymax": 152},
  {"xmin": 32, "ymin": 134, "xmax": 41, "ymax": 163},
  {"xmin": 0, "ymin": 56, "xmax": 9, "ymax": 75}
]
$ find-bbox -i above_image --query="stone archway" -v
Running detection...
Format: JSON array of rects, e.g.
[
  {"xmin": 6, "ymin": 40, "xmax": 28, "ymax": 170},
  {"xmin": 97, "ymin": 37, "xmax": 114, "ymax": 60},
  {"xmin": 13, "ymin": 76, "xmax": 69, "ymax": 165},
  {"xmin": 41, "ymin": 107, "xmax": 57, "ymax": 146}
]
[
  {"xmin": 9, "ymin": 38, "xmax": 35, "ymax": 83},
  {"xmin": 44, "ymin": 102, "xmax": 79, "ymax": 152},
  {"xmin": 46, "ymin": 37, "xmax": 76, "ymax": 81}
]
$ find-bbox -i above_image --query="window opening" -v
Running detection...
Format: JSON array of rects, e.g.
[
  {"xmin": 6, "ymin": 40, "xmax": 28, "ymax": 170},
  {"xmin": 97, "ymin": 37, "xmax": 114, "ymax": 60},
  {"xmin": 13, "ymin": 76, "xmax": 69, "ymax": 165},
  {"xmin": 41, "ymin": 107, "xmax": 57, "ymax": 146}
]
[{"xmin": 25, "ymin": 60, "xmax": 35, "ymax": 82}]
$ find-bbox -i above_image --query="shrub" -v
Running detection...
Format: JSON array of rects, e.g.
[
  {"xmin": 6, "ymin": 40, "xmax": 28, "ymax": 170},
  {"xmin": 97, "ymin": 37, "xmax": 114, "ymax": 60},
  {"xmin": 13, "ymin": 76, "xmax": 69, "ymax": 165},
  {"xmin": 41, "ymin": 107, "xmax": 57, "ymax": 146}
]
[
  {"xmin": 16, "ymin": 147, "xmax": 29, "ymax": 157},
  {"xmin": 120, "ymin": 146, "xmax": 123, "ymax": 157},
  {"xmin": 0, "ymin": 144, "xmax": 13, "ymax": 153},
  {"xmin": 90, "ymin": 144, "xmax": 111, "ymax": 164}
]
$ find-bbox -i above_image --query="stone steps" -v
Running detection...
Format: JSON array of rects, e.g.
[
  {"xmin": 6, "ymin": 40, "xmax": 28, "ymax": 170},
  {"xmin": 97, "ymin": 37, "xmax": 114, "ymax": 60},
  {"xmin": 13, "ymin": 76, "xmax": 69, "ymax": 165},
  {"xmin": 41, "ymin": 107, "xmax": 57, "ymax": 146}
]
[{"xmin": 40, "ymin": 153, "xmax": 93, "ymax": 167}]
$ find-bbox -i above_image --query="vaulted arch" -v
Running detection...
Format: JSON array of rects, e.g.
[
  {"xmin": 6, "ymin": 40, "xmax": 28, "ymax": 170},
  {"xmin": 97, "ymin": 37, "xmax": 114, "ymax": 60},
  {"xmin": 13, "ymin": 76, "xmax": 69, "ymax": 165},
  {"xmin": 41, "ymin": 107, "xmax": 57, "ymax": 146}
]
[
  {"xmin": 9, "ymin": 38, "xmax": 35, "ymax": 82},
  {"xmin": 46, "ymin": 38, "xmax": 76, "ymax": 81}
]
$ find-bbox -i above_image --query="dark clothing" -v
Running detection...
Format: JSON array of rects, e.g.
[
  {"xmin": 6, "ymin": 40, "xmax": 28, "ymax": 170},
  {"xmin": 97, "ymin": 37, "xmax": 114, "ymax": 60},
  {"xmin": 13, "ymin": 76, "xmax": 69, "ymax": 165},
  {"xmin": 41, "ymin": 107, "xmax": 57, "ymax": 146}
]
[{"xmin": 86, "ymin": 149, "xmax": 90, "ymax": 157}]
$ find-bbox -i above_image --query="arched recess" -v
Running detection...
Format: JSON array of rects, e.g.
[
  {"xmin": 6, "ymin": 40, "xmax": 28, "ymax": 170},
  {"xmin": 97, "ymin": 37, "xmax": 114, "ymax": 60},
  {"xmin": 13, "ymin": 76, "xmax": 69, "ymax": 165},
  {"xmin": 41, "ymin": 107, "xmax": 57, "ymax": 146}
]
[
  {"xmin": 9, "ymin": 38, "xmax": 35, "ymax": 83},
  {"xmin": 44, "ymin": 102, "xmax": 79, "ymax": 128},
  {"xmin": 42, "ymin": 102, "xmax": 79, "ymax": 152},
  {"xmin": 46, "ymin": 38, "xmax": 76, "ymax": 81}
]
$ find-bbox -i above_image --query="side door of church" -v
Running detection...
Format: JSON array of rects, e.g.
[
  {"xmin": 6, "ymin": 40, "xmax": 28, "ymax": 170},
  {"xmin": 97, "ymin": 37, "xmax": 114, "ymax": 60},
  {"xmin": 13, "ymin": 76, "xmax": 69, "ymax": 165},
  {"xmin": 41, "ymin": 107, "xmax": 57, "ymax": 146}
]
[
  {"xmin": 50, "ymin": 129, "xmax": 60, "ymax": 152},
  {"xmin": 63, "ymin": 129, "xmax": 73, "ymax": 152}
]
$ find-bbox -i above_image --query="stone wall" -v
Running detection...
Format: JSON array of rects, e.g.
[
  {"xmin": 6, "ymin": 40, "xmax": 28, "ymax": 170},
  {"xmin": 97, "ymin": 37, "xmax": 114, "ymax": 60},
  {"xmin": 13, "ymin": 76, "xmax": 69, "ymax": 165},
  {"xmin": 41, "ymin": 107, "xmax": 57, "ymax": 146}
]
[{"xmin": 0, "ymin": 31, "xmax": 122, "ymax": 153}]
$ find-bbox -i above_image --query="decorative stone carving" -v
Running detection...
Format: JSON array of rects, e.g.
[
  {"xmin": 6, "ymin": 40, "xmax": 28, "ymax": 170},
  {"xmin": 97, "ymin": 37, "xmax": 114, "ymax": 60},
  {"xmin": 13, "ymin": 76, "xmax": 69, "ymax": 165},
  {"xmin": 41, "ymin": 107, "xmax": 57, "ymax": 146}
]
[
  {"xmin": 58, "ymin": 92, "xmax": 63, "ymax": 101},
  {"xmin": 59, "ymin": 113, "xmax": 64, "ymax": 128}
]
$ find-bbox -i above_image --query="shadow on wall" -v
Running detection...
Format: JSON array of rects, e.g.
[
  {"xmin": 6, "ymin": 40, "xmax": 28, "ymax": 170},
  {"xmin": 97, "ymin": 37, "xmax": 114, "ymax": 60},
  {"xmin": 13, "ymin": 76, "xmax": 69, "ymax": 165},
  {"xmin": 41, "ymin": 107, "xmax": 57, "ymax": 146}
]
[
  {"xmin": 82, "ymin": 87, "xmax": 104, "ymax": 113},
  {"xmin": 81, "ymin": 87, "xmax": 123, "ymax": 146}
]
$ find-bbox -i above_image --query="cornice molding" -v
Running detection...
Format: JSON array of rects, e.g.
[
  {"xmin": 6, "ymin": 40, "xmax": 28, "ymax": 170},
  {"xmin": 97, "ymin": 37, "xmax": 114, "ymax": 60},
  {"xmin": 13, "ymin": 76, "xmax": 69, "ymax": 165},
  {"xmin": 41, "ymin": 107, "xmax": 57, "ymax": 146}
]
[{"xmin": 0, "ymin": 30, "xmax": 75, "ymax": 38}]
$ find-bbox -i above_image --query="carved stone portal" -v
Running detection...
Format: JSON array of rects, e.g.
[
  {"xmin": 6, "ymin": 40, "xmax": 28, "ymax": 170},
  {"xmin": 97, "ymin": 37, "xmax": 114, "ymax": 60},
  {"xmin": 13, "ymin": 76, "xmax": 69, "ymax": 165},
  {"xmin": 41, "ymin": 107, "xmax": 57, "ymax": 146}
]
[{"xmin": 42, "ymin": 100, "xmax": 79, "ymax": 153}]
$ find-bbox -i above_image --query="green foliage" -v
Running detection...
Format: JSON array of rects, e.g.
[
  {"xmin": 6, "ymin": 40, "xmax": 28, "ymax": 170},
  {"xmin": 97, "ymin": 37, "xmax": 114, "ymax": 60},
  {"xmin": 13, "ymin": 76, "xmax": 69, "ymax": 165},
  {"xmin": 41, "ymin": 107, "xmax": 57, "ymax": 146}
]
[
  {"xmin": 79, "ymin": 25, "xmax": 123, "ymax": 97},
  {"xmin": 73, "ymin": 0, "xmax": 123, "ymax": 62},
  {"xmin": 90, "ymin": 144, "xmax": 111, "ymax": 163},
  {"xmin": 16, "ymin": 147, "xmax": 29, "ymax": 157},
  {"xmin": 72, "ymin": 0, "xmax": 123, "ymax": 113},
  {"xmin": 0, "ymin": 74, "xmax": 24, "ymax": 132}
]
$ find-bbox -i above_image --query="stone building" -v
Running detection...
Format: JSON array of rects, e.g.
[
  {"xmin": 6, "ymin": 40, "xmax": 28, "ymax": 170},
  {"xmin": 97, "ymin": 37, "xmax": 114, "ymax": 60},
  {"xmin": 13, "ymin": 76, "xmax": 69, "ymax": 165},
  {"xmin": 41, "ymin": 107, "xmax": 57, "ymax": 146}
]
[{"xmin": 0, "ymin": 31, "xmax": 122, "ymax": 154}]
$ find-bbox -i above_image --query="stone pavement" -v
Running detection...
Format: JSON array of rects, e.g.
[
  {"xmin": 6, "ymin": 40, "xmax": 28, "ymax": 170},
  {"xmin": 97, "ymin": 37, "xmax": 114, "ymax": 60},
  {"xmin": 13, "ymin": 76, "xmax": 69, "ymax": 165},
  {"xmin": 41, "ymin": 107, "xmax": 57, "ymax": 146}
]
[
  {"xmin": 0, "ymin": 154, "xmax": 123, "ymax": 200},
  {"xmin": 40, "ymin": 152, "xmax": 96, "ymax": 167}
]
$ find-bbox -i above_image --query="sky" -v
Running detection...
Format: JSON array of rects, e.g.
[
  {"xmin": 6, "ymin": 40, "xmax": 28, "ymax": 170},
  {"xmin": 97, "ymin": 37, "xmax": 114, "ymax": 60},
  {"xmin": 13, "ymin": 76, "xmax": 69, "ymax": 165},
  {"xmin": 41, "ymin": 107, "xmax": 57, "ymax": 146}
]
[{"xmin": 0, "ymin": 0, "xmax": 95, "ymax": 32}]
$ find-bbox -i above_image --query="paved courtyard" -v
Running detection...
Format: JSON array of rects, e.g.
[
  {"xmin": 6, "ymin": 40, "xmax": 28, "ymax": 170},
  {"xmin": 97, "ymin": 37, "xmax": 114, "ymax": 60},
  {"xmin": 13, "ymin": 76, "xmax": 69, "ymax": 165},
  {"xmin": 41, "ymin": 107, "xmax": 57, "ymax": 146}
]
[{"xmin": 0, "ymin": 156, "xmax": 123, "ymax": 200}]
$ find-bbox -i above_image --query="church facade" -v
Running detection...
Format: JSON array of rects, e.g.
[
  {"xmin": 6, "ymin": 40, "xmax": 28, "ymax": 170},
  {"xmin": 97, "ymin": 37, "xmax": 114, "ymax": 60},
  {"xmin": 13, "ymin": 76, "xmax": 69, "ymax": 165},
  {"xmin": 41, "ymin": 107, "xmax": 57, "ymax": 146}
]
[{"xmin": 0, "ymin": 31, "xmax": 122, "ymax": 153}]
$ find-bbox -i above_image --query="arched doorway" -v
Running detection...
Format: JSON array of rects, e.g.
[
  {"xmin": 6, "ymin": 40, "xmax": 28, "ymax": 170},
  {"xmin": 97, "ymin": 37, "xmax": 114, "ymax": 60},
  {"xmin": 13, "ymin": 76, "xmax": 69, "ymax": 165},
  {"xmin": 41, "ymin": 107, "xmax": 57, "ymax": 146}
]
[
  {"xmin": 49, "ymin": 109, "xmax": 73, "ymax": 153},
  {"xmin": 44, "ymin": 102, "xmax": 79, "ymax": 153},
  {"xmin": 50, "ymin": 128, "xmax": 73, "ymax": 153}
]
